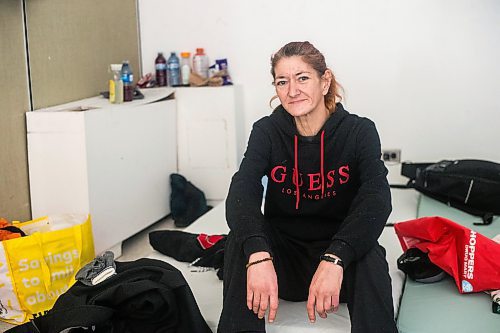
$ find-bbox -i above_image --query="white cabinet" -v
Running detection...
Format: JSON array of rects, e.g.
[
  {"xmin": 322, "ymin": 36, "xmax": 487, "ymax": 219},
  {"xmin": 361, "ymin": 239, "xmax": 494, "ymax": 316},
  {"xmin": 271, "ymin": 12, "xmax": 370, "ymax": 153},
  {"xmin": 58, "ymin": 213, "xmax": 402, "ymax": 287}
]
[
  {"xmin": 175, "ymin": 86, "xmax": 243, "ymax": 200},
  {"xmin": 26, "ymin": 86, "xmax": 242, "ymax": 255},
  {"xmin": 27, "ymin": 88, "xmax": 177, "ymax": 255}
]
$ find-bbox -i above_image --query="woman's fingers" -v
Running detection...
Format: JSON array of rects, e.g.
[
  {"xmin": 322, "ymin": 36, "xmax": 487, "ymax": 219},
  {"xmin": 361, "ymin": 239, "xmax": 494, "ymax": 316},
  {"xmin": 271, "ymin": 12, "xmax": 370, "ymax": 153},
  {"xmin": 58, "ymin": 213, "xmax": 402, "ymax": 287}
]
[
  {"xmin": 306, "ymin": 293, "xmax": 316, "ymax": 323},
  {"xmin": 308, "ymin": 293, "xmax": 339, "ymax": 322},
  {"xmin": 248, "ymin": 291, "xmax": 279, "ymax": 322},
  {"xmin": 268, "ymin": 293, "xmax": 279, "ymax": 323},
  {"xmin": 258, "ymin": 294, "xmax": 268, "ymax": 319},
  {"xmin": 252, "ymin": 293, "xmax": 261, "ymax": 314},
  {"xmin": 326, "ymin": 296, "xmax": 335, "ymax": 313},
  {"xmin": 246, "ymin": 288, "xmax": 253, "ymax": 310},
  {"xmin": 316, "ymin": 295, "xmax": 326, "ymax": 318}
]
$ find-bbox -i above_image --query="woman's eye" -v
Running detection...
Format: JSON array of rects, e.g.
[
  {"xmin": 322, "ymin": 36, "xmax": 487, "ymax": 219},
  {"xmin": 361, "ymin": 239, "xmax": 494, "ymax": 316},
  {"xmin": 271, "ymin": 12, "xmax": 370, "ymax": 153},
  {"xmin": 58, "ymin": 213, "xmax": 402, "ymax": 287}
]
[
  {"xmin": 298, "ymin": 76, "xmax": 309, "ymax": 82},
  {"xmin": 275, "ymin": 80, "xmax": 287, "ymax": 86}
]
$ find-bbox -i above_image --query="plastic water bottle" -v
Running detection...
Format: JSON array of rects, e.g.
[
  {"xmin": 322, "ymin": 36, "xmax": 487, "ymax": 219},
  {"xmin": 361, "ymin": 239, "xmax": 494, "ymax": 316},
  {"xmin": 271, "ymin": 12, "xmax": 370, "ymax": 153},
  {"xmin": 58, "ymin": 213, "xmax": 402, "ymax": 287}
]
[
  {"xmin": 109, "ymin": 64, "xmax": 123, "ymax": 104},
  {"xmin": 121, "ymin": 60, "xmax": 134, "ymax": 102},
  {"xmin": 180, "ymin": 52, "xmax": 191, "ymax": 86},
  {"xmin": 155, "ymin": 52, "xmax": 167, "ymax": 87},
  {"xmin": 193, "ymin": 48, "xmax": 209, "ymax": 79},
  {"xmin": 167, "ymin": 52, "xmax": 181, "ymax": 87}
]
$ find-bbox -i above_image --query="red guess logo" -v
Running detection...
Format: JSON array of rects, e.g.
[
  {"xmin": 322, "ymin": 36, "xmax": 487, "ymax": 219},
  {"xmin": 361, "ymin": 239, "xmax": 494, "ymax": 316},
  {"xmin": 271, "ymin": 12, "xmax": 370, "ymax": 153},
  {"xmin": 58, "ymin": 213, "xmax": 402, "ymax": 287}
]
[{"xmin": 270, "ymin": 165, "xmax": 350, "ymax": 190}]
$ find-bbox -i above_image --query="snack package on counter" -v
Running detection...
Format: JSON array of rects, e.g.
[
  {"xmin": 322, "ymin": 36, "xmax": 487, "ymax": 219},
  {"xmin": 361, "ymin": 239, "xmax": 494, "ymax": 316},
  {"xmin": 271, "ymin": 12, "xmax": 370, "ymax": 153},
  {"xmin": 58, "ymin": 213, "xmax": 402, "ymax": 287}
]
[
  {"xmin": 208, "ymin": 76, "xmax": 224, "ymax": 87},
  {"xmin": 206, "ymin": 59, "xmax": 233, "ymax": 86},
  {"xmin": 208, "ymin": 64, "xmax": 218, "ymax": 79},
  {"xmin": 189, "ymin": 72, "xmax": 220, "ymax": 87},
  {"xmin": 137, "ymin": 72, "xmax": 156, "ymax": 88},
  {"xmin": 189, "ymin": 72, "xmax": 209, "ymax": 86},
  {"xmin": 215, "ymin": 58, "xmax": 233, "ymax": 85}
]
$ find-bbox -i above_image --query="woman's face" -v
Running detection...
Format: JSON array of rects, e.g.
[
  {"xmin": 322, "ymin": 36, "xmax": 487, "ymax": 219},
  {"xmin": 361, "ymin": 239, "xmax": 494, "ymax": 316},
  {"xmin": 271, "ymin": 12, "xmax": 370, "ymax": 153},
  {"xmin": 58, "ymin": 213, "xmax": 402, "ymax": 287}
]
[{"xmin": 273, "ymin": 56, "xmax": 330, "ymax": 118}]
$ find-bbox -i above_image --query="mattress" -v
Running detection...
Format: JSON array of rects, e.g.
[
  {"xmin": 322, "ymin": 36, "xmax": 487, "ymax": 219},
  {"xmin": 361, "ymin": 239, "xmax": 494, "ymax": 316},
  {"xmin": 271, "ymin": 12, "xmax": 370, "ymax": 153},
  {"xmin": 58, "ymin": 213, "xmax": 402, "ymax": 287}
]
[
  {"xmin": 147, "ymin": 188, "xmax": 419, "ymax": 332},
  {"xmin": 396, "ymin": 195, "xmax": 500, "ymax": 333}
]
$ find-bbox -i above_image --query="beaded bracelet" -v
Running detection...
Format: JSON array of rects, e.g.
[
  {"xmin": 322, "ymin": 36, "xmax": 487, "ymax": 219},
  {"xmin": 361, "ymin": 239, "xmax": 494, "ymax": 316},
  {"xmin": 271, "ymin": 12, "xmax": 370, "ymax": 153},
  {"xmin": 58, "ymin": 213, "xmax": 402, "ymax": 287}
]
[
  {"xmin": 246, "ymin": 257, "xmax": 273, "ymax": 269},
  {"xmin": 320, "ymin": 254, "xmax": 344, "ymax": 269}
]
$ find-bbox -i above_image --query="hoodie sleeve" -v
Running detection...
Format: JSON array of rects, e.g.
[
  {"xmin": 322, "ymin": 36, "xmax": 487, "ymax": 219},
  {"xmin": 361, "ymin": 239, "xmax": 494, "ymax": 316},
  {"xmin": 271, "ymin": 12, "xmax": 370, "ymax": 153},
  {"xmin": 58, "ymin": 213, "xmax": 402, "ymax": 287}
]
[
  {"xmin": 326, "ymin": 119, "xmax": 392, "ymax": 268},
  {"xmin": 226, "ymin": 121, "xmax": 272, "ymax": 260}
]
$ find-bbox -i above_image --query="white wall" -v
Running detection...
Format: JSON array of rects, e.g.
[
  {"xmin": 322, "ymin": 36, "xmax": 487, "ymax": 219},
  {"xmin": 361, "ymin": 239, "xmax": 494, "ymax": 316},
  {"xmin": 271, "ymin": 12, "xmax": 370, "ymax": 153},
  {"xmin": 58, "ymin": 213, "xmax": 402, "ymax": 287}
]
[{"xmin": 138, "ymin": 0, "xmax": 500, "ymax": 172}]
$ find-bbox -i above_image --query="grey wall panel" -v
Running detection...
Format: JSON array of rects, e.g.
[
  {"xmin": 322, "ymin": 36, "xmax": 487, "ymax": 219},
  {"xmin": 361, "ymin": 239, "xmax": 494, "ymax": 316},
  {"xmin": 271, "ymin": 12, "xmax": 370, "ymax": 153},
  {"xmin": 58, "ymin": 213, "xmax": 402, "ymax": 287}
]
[
  {"xmin": 0, "ymin": 0, "xmax": 31, "ymax": 221},
  {"xmin": 26, "ymin": 0, "xmax": 141, "ymax": 109},
  {"xmin": 0, "ymin": 0, "xmax": 141, "ymax": 221}
]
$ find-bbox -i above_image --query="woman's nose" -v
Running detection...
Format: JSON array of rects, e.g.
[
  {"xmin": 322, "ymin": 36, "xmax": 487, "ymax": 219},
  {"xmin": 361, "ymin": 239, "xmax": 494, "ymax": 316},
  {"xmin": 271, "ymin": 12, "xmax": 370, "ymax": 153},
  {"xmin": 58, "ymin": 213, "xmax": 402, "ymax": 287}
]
[{"xmin": 288, "ymin": 79, "xmax": 300, "ymax": 97}]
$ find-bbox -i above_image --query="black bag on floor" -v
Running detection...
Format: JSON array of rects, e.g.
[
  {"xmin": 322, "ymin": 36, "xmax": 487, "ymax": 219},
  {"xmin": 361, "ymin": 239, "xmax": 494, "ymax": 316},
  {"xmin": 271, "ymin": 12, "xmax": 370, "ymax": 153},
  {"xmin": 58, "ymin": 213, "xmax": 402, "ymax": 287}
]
[
  {"xmin": 396, "ymin": 159, "xmax": 500, "ymax": 225},
  {"xmin": 170, "ymin": 173, "xmax": 212, "ymax": 227},
  {"xmin": 6, "ymin": 258, "xmax": 212, "ymax": 333}
]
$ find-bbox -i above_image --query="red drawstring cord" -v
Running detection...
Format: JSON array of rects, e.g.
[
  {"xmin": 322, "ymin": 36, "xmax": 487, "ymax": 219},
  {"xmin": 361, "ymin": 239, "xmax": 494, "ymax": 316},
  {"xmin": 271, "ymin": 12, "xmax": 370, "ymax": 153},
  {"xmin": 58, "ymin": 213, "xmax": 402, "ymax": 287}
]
[
  {"xmin": 320, "ymin": 130, "xmax": 325, "ymax": 197},
  {"xmin": 294, "ymin": 130, "xmax": 326, "ymax": 208},
  {"xmin": 294, "ymin": 135, "xmax": 300, "ymax": 209}
]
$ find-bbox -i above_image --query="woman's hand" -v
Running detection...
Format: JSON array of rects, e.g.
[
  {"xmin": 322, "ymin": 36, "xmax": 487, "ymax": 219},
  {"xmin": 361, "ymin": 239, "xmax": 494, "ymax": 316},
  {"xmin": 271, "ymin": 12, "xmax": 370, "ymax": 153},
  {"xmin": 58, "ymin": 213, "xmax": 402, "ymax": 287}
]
[
  {"xmin": 307, "ymin": 255, "xmax": 343, "ymax": 323},
  {"xmin": 246, "ymin": 251, "xmax": 279, "ymax": 323}
]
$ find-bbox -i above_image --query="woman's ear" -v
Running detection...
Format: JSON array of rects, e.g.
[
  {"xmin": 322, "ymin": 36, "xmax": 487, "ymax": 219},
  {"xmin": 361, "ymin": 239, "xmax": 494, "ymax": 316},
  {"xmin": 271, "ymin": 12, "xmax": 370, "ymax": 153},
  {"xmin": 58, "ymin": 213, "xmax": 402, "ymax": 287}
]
[
  {"xmin": 269, "ymin": 95, "xmax": 280, "ymax": 109},
  {"xmin": 322, "ymin": 69, "xmax": 333, "ymax": 95}
]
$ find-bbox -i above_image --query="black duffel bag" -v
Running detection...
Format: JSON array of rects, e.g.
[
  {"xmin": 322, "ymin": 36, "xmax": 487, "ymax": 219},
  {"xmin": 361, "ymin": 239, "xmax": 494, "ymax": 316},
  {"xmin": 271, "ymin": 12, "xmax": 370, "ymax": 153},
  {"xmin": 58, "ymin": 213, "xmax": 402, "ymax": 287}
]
[{"xmin": 394, "ymin": 159, "xmax": 500, "ymax": 225}]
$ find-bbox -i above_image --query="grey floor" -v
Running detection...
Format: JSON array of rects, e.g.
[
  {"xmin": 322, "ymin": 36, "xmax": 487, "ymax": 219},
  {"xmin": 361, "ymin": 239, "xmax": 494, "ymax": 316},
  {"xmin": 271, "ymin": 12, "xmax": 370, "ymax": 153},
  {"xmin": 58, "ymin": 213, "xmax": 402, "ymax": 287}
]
[
  {"xmin": 118, "ymin": 215, "xmax": 179, "ymax": 261},
  {"xmin": 0, "ymin": 216, "xmax": 178, "ymax": 332}
]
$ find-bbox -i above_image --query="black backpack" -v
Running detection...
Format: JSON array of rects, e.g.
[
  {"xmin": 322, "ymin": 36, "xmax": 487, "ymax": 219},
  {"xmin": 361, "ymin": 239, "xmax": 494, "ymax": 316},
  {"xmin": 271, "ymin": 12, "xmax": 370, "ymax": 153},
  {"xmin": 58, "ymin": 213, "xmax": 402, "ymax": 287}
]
[
  {"xmin": 170, "ymin": 173, "xmax": 212, "ymax": 228},
  {"xmin": 393, "ymin": 159, "xmax": 500, "ymax": 225}
]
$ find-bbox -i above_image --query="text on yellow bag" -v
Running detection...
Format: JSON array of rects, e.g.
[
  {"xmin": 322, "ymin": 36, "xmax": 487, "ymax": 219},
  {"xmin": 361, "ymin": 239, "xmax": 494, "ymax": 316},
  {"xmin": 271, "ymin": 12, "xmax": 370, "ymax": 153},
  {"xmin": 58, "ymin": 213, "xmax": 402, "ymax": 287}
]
[{"xmin": 0, "ymin": 214, "xmax": 95, "ymax": 324}]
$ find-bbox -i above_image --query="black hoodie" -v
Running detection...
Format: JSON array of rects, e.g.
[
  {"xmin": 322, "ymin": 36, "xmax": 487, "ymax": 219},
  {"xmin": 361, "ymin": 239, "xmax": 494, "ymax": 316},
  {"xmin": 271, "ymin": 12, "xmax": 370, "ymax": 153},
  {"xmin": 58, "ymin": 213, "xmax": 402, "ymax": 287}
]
[{"xmin": 226, "ymin": 103, "xmax": 391, "ymax": 268}]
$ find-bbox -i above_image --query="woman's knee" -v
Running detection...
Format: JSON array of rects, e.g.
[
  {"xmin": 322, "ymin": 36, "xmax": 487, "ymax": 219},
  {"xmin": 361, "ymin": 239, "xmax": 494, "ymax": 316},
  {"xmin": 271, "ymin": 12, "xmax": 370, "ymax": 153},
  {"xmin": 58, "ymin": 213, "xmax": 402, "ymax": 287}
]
[{"xmin": 342, "ymin": 244, "xmax": 391, "ymax": 289}]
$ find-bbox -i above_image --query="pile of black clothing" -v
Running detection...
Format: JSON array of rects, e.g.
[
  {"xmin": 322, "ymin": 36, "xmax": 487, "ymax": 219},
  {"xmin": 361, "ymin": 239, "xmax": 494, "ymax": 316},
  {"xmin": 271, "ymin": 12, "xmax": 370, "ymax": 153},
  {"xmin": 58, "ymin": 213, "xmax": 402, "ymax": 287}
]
[{"xmin": 6, "ymin": 258, "xmax": 212, "ymax": 333}]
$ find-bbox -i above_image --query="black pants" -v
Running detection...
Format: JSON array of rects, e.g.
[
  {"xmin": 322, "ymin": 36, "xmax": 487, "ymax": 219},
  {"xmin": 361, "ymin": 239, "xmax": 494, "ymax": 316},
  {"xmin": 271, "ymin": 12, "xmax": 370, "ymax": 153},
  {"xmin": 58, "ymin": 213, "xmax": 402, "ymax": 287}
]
[{"xmin": 217, "ymin": 226, "xmax": 398, "ymax": 333}]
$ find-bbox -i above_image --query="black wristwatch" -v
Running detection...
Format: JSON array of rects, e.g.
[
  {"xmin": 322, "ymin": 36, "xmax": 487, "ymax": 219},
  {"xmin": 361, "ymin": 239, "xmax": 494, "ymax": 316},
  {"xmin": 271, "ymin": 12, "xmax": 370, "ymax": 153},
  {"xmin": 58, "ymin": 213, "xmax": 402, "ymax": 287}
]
[{"xmin": 320, "ymin": 254, "xmax": 344, "ymax": 269}]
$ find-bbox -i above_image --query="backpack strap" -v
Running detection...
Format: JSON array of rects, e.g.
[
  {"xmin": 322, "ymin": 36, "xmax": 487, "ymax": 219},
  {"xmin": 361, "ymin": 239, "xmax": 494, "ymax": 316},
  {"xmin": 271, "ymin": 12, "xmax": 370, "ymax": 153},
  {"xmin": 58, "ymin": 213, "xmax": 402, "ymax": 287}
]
[
  {"xmin": 400, "ymin": 162, "xmax": 434, "ymax": 181},
  {"xmin": 5, "ymin": 305, "xmax": 114, "ymax": 333},
  {"xmin": 391, "ymin": 162, "xmax": 437, "ymax": 189},
  {"xmin": 389, "ymin": 180, "xmax": 415, "ymax": 189},
  {"xmin": 389, "ymin": 180, "xmax": 415, "ymax": 190}
]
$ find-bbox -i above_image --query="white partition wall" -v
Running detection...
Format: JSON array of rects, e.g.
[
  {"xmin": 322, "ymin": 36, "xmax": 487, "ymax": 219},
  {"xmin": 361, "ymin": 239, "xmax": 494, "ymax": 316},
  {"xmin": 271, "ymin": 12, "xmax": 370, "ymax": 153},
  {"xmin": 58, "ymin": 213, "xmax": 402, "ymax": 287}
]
[
  {"xmin": 175, "ymin": 86, "xmax": 243, "ymax": 200},
  {"xmin": 138, "ymin": 0, "xmax": 500, "ymax": 167}
]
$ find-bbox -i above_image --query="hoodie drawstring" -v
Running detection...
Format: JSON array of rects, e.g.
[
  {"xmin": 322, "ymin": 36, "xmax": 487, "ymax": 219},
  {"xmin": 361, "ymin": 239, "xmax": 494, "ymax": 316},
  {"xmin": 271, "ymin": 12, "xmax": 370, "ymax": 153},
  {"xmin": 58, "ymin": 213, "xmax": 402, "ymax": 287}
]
[
  {"xmin": 293, "ymin": 130, "xmax": 326, "ymax": 210},
  {"xmin": 320, "ymin": 130, "xmax": 325, "ymax": 198},
  {"xmin": 293, "ymin": 135, "xmax": 300, "ymax": 210}
]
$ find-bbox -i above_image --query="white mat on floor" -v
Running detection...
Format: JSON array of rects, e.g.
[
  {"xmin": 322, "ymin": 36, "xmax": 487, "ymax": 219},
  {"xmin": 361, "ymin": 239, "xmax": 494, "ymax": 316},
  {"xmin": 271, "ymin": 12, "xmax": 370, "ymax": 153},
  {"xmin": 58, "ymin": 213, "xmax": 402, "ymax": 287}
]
[{"xmin": 147, "ymin": 189, "xmax": 418, "ymax": 332}]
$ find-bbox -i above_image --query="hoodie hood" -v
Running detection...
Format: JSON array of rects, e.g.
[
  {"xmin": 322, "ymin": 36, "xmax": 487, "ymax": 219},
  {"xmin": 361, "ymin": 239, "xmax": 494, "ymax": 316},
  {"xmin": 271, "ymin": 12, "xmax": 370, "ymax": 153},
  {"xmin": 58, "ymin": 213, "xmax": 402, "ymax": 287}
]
[{"xmin": 269, "ymin": 103, "xmax": 349, "ymax": 209}]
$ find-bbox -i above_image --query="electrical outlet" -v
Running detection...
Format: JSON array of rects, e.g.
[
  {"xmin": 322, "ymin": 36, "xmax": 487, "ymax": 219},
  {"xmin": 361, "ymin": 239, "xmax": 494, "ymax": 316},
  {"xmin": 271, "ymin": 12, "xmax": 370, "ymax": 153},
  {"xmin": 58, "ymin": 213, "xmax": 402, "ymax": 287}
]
[{"xmin": 382, "ymin": 149, "xmax": 401, "ymax": 163}]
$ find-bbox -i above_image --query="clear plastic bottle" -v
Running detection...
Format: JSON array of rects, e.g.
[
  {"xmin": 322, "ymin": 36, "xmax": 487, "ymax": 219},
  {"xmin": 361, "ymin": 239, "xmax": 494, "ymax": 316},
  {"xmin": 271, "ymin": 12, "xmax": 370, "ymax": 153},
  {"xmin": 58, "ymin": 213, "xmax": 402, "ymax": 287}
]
[
  {"xmin": 167, "ymin": 52, "xmax": 181, "ymax": 87},
  {"xmin": 121, "ymin": 60, "xmax": 134, "ymax": 102},
  {"xmin": 155, "ymin": 52, "xmax": 167, "ymax": 87},
  {"xmin": 193, "ymin": 48, "xmax": 209, "ymax": 79},
  {"xmin": 109, "ymin": 64, "xmax": 123, "ymax": 104},
  {"xmin": 180, "ymin": 52, "xmax": 191, "ymax": 86}
]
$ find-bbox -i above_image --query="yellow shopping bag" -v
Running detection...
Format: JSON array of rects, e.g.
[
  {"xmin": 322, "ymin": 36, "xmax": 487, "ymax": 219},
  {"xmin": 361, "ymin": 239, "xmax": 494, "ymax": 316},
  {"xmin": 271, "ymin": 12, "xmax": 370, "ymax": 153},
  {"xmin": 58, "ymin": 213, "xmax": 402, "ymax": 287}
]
[{"xmin": 0, "ymin": 214, "xmax": 95, "ymax": 324}]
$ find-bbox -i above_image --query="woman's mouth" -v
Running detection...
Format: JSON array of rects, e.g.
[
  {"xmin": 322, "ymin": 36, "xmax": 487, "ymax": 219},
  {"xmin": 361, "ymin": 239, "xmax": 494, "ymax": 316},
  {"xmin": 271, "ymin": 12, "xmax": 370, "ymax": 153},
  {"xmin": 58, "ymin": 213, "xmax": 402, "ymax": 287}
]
[{"xmin": 289, "ymin": 99, "xmax": 306, "ymax": 105}]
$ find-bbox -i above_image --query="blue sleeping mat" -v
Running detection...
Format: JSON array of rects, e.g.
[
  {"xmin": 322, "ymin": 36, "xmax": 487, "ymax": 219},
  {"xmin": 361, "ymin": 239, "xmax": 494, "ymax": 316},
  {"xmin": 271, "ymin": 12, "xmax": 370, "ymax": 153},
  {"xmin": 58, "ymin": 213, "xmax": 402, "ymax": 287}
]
[{"xmin": 396, "ymin": 195, "xmax": 500, "ymax": 333}]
